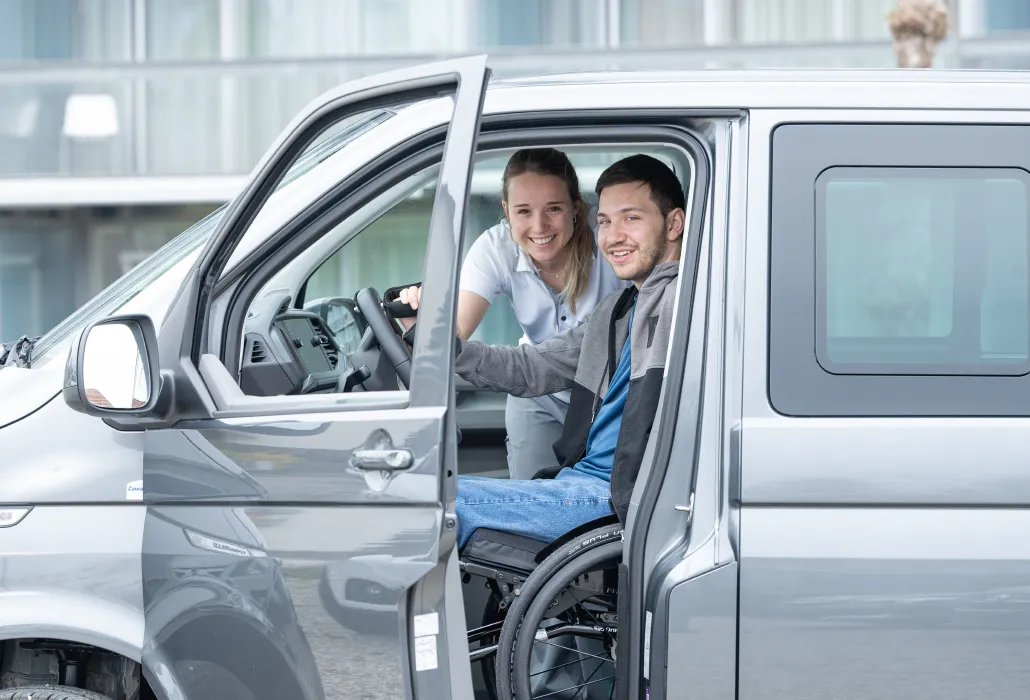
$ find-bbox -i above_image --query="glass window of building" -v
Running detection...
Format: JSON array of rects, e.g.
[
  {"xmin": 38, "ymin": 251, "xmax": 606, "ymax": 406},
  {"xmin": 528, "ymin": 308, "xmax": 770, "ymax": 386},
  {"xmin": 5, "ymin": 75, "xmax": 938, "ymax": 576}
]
[
  {"xmin": 985, "ymin": 0, "xmax": 1030, "ymax": 31},
  {"xmin": 0, "ymin": 0, "xmax": 129, "ymax": 62},
  {"xmin": 0, "ymin": 204, "xmax": 219, "ymax": 344},
  {"xmin": 476, "ymin": 0, "xmax": 606, "ymax": 49},
  {"xmin": 620, "ymin": 0, "xmax": 706, "ymax": 47}
]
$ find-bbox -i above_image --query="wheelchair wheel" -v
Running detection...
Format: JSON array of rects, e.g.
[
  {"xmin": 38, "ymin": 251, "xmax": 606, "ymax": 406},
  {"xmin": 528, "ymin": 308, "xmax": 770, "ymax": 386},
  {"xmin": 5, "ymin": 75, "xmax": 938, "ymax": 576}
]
[
  {"xmin": 495, "ymin": 524, "xmax": 622, "ymax": 700},
  {"xmin": 479, "ymin": 591, "xmax": 504, "ymax": 700}
]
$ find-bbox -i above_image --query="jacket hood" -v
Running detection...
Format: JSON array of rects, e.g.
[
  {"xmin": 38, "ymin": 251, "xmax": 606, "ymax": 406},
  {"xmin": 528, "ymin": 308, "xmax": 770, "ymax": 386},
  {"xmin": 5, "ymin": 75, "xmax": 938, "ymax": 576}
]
[{"xmin": 638, "ymin": 260, "xmax": 680, "ymax": 293}]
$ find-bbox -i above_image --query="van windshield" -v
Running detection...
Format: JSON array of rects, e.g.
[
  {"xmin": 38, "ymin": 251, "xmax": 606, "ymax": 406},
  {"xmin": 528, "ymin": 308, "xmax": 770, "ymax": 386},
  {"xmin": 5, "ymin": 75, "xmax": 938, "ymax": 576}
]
[
  {"xmin": 30, "ymin": 207, "xmax": 225, "ymax": 365},
  {"xmin": 28, "ymin": 109, "xmax": 392, "ymax": 366}
]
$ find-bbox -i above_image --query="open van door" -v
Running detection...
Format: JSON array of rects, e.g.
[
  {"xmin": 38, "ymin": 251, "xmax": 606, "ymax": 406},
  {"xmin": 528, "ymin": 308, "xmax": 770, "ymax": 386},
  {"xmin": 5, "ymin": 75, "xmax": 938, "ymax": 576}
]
[{"xmin": 70, "ymin": 56, "xmax": 489, "ymax": 700}]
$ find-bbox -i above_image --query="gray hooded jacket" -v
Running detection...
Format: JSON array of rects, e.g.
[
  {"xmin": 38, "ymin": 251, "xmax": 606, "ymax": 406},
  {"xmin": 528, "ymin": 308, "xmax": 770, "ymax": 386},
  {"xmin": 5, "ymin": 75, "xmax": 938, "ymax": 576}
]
[{"xmin": 454, "ymin": 260, "xmax": 680, "ymax": 521}]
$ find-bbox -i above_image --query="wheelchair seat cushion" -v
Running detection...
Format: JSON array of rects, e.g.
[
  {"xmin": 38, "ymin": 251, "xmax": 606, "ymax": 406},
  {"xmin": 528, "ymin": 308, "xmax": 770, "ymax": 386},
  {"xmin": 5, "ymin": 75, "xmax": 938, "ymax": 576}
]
[{"xmin": 461, "ymin": 528, "xmax": 549, "ymax": 575}]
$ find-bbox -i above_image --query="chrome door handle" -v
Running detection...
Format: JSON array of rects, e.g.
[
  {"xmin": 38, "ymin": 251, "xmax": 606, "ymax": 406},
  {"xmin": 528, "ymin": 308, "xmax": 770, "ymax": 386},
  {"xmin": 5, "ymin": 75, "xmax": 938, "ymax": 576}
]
[{"xmin": 351, "ymin": 448, "xmax": 413, "ymax": 471}]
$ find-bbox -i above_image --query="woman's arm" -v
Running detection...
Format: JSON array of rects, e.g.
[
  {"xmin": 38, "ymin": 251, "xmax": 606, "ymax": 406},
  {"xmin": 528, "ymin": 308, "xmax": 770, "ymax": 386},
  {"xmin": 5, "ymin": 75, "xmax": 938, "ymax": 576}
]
[
  {"xmin": 400, "ymin": 229, "xmax": 506, "ymax": 339},
  {"xmin": 455, "ymin": 290, "xmax": 490, "ymax": 340}
]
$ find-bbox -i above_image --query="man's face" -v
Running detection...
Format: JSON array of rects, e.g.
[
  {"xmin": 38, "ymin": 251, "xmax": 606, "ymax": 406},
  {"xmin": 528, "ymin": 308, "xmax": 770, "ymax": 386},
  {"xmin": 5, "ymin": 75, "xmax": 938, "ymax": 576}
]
[{"xmin": 597, "ymin": 181, "xmax": 685, "ymax": 286}]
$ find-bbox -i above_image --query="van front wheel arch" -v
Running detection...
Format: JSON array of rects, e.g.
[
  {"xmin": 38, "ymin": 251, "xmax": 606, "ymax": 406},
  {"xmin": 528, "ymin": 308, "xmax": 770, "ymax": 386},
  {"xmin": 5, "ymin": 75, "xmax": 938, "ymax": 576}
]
[{"xmin": 0, "ymin": 686, "xmax": 113, "ymax": 700}]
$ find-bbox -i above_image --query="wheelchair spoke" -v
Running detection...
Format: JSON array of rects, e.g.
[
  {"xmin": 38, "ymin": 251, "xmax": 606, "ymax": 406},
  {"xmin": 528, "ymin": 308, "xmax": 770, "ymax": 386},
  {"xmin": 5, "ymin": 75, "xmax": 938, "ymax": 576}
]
[
  {"xmin": 529, "ymin": 578, "xmax": 617, "ymax": 697},
  {"xmin": 566, "ymin": 584, "xmax": 617, "ymax": 610},
  {"xmin": 572, "ymin": 659, "xmax": 606, "ymax": 700},
  {"xmin": 532, "ymin": 671, "xmax": 616, "ymax": 699},
  {"xmin": 530, "ymin": 656, "xmax": 597, "ymax": 678},
  {"xmin": 561, "ymin": 586, "xmax": 617, "ymax": 651},
  {"xmin": 538, "ymin": 640, "xmax": 613, "ymax": 664},
  {"xmin": 574, "ymin": 598, "xmax": 606, "ymax": 629}
]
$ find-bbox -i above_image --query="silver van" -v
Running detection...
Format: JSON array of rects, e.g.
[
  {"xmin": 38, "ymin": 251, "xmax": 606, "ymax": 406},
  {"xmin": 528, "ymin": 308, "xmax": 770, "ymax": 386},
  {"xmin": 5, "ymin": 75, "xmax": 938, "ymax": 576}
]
[{"xmin": 2, "ymin": 57, "xmax": 1029, "ymax": 700}]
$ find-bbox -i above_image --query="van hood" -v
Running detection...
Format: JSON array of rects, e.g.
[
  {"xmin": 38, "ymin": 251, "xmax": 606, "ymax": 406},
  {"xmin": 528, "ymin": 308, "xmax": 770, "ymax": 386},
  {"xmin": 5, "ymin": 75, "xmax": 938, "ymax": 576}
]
[{"xmin": 0, "ymin": 362, "xmax": 64, "ymax": 428}]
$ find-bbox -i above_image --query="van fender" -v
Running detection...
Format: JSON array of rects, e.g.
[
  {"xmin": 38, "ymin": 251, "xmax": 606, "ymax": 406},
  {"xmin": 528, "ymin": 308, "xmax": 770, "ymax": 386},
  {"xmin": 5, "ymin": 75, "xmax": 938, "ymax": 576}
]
[{"xmin": 0, "ymin": 588, "xmax": 143, "ymax": 661}]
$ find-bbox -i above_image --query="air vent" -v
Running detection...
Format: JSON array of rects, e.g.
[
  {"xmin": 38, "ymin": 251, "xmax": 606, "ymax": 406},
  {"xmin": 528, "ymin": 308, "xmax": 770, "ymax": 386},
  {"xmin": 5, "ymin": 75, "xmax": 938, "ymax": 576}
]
[
  {"xmin": 250, "ymin": 339, "xmax": 268, "ymax": 364},
  {"xmin": 313, "ymin": 327, "xmax": 338, "ymax": 369}
]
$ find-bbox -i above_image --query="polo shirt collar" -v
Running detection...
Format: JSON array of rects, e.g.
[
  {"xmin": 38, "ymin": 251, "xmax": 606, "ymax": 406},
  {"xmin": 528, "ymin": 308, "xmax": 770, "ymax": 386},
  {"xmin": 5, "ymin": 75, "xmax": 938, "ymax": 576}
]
[{"xmin": 514, "ymin": 244, "xmax": 537, "ymax": 275}]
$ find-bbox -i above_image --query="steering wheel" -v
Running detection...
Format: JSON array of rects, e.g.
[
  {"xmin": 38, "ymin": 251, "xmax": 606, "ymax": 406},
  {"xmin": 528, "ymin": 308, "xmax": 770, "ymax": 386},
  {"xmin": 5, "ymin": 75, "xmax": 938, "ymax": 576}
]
[{"xmin": 355, "ymin": 286, "xmax": 412, "ymax": 388}]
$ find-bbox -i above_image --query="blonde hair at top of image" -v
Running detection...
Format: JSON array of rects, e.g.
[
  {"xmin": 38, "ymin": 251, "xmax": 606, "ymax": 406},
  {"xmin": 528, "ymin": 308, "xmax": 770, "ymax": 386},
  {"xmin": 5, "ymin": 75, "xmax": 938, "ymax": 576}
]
[{"xmin": 501, "ymin": 148, "xmax": 594, "ymax": 314}]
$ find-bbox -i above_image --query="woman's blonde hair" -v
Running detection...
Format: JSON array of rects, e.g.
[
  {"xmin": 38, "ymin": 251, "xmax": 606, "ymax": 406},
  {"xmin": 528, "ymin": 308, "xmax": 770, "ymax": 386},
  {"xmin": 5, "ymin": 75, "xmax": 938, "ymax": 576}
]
[{"xmin": 501, "ymin": 148, "xmax": 595, "ymax": 313}]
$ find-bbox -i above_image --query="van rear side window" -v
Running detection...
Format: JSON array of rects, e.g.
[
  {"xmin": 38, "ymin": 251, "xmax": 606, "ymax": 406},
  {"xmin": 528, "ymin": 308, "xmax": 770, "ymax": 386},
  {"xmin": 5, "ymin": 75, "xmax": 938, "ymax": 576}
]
[
  {"xmin": 769, "ymin": 123, "xmax": 1030, "ymax": 416},
  {"xmin": 816, "ymin": 167, "xmax": 1030, "ymax": 375}
]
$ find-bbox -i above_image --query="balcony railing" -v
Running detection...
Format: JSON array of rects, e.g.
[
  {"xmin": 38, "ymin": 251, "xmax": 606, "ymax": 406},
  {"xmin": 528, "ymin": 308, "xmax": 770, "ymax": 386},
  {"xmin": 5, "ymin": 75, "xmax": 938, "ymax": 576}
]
[{"xmin": 1, "ymin": 35, "xmax": 1029, "ymax": 181}]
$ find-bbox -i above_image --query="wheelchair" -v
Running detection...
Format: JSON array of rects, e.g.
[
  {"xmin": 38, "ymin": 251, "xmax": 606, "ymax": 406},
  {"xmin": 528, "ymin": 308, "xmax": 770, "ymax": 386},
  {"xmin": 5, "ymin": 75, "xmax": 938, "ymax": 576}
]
[{"xmin": 461, "ymin": 516, "xmax": 623, "ymax": 700}]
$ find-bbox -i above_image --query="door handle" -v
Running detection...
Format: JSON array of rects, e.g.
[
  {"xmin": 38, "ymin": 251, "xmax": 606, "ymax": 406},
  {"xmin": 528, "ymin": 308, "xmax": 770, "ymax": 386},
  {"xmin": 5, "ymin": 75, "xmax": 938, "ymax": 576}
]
[{"xmin": 351, "ymin": 448, "xmax": 413, "ymax": 471}]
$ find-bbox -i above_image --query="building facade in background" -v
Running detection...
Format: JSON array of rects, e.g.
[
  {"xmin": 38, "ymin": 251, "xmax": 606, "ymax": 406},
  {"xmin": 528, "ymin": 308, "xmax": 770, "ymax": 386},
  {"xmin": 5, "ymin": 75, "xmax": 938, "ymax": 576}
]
[{"xmin": 1, "ymin": 0, "xmax": 1028, "ymax": 343}]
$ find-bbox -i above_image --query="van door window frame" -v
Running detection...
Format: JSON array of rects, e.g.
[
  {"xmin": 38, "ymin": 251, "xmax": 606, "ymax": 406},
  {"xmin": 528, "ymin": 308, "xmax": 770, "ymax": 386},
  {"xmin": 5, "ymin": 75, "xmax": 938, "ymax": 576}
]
[{"xmin": 214, "ymin": 119, "xmax": 713, "ymax": 421}]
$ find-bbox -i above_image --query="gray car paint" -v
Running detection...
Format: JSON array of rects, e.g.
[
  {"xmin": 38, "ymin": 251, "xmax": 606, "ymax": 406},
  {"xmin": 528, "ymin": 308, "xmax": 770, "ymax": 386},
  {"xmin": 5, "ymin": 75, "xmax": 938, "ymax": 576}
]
[
  {"xmin": 739, "ymin": 509, "xmax": 1030, "ymax": 699},
  {"xmin": 139, "ymin": 415, "xmax": 446, "ymax": 700},
  {"xmin": 0, "ymin": 373, "xmax": 146, "ymax": 665},
  {"xmin": 2, "ymin": 71, "xmax": 1030, "ymax": 700},
  {"xmin": 0, "ymin": 391, "xmax": 144, "ymax": 504},
  {"xmin": 0, "ymin": 504, "xmax": 144, "ymax": 660},
  {"xmin": 732, "ymin": 108, "xmax": 1030, "ymax": 700},
  {"xmin": 0, "ymin": 364, "xmax": 65, "ymax": 427},
  {"xmin": 136, "ymin": 56, "xmax": 488, "ymax": 700},
  {"xmin": 665, "ymin": 564, "xmax": 737, "ymax": 700}
]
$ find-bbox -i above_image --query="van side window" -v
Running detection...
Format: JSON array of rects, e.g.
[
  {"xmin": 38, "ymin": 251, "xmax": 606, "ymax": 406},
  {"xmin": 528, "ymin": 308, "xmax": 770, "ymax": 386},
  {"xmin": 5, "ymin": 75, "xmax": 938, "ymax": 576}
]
[
  {"xmin": 817, "ymin": 168, "xmax": 1030, "ymax": 373},
  {"xmin": 769, "ymin": 123, "xmax": 1030, "ymax": 416}
]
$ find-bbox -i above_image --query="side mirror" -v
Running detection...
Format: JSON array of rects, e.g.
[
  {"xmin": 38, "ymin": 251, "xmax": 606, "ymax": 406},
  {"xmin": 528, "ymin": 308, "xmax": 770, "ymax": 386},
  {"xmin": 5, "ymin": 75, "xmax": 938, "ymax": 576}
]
[{"xmin": 63, "ymin": 314, "xmax": 161, "ymax": 417}]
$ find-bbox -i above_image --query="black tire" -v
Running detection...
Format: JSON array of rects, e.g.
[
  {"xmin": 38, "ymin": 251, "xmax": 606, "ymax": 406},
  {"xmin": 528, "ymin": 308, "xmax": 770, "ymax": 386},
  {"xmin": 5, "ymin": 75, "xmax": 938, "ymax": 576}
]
[
  {"xmin": 495, "ymin": 524, "xmax": 623, "ymax": 700},
  {"xmin": 0, "ymin": 686, "xmax": 112, "ymax": 700}
]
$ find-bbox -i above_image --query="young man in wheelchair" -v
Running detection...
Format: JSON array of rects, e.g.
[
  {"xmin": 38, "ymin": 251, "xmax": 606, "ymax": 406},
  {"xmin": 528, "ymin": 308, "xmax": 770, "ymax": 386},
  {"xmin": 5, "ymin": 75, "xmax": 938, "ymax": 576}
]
[
  {"xmin": 400, "ymin": 154, "xmax": 685, "ymax": 697},
  {"xmin": 407, "ymin": 153, "xmax": 686, "ymax": 548}
]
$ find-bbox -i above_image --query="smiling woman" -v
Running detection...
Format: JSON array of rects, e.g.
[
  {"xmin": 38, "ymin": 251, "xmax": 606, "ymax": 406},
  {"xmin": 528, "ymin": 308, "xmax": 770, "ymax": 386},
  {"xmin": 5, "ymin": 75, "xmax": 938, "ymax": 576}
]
[{"xmin": 430, "ymin": 147, "xmax": 632, "ymax": 480}]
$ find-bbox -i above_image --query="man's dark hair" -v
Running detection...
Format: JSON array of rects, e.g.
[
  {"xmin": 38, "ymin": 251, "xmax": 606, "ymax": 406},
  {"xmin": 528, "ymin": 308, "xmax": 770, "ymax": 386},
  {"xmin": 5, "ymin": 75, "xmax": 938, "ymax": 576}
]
[{"xmin": 594, "ymin": 154, "xmax": 686, "ymax": 217}]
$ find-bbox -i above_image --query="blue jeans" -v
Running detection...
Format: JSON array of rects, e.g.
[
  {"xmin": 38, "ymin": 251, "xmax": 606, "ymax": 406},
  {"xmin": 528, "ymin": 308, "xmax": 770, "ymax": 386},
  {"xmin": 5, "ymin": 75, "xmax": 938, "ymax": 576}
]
[{"xmin": 455, "ymin": 468, "xmax": 614, "ymax": 549}]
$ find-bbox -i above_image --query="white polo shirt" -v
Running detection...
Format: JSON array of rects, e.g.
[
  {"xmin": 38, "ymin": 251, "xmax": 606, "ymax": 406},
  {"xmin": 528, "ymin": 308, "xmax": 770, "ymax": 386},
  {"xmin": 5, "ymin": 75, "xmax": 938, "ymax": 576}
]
[{"xmin": 459, "ymin": 222, "xmax": 632, "ymax": 348}]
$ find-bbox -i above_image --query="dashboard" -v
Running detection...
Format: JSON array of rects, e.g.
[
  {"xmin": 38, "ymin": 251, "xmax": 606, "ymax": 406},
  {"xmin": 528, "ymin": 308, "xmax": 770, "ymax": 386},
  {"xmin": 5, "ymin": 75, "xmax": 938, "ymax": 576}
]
[{"xmin": 239, "ymin": 291, "xmax": 348, "ymax": 397}]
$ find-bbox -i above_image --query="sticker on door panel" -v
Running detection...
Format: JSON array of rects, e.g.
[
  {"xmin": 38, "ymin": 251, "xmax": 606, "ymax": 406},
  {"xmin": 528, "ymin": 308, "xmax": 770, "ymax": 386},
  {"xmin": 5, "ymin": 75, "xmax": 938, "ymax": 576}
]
[
  {"xmin": 415, "ymin": 635, "xmax": 438, "ymax": 671},
  {"xmin": 125, "ymin": 480, "xmax": 143, "ymax": 500},
  {"xmin": 414, "ymin": 612, "xmax": 439, "ymax": 637},
  {"xmin": 643, "ymin": 610, "xmax": 652, "ymax": 679}
]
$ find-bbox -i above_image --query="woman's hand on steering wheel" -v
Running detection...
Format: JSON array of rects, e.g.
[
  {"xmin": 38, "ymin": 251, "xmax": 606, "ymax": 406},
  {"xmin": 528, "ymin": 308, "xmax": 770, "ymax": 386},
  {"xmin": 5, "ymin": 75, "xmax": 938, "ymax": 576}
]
[{"xmin": 395, "ymin": 285, "xmax": 421, "ymax": 331}]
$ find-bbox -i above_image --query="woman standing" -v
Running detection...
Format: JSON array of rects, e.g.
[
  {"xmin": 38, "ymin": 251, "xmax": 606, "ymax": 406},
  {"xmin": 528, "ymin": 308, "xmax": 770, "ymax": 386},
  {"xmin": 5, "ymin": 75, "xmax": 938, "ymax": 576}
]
[{"xmin": 401, "ymin": 148, "xmax": 631, "ymax": 480}]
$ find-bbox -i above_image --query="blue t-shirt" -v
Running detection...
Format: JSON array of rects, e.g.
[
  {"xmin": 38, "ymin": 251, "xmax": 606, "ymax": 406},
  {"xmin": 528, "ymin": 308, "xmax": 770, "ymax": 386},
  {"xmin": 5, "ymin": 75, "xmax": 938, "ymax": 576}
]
[{"xmin": 573, "ymin": 306, "xmax": 634, "ymax": 482}]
